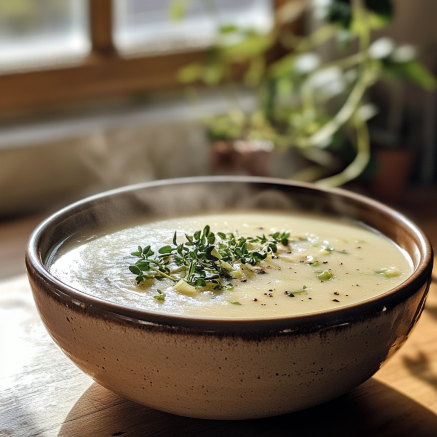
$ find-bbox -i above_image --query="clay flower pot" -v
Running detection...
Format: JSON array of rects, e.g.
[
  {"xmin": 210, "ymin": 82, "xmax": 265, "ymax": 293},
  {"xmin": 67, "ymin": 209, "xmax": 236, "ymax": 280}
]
[
  {"xmin": 210, "ymin": 140, "xmax": 274, "ymax": 176},
  {"xmin": 369, "ymin": 148, "xmax": 416, "ymax": 203}
]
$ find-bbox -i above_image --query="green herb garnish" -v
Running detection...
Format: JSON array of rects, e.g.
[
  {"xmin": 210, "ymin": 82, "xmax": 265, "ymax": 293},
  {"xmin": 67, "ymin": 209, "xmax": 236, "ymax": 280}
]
[
  {"xmin": 375, "ymin": 267, "xmax": 401, "ymax": 278},
  {"xmin": 129, "ymin": 225, "xmax": 289, "ymax": 293},
  {"xmin": 316, "ymin": 270, "xmax": 333, "ymax": 281},
  {"xmin": 153, "ymin": 289, "xmax": 166, "ymax": 301},
  {"xmin": 285, "ymin": 285, "xmax": 308, "ymax": 297}
]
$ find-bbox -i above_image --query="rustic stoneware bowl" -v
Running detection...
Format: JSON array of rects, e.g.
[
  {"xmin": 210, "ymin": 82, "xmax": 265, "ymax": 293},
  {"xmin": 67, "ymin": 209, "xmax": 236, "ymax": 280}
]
[{"xmin": 26, "ymin": 176, "xmax": 433, "ymax": 420}]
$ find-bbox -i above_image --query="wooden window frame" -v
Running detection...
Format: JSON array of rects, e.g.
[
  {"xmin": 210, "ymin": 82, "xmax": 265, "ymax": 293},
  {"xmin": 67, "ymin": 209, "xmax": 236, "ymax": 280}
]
[{"xmin": 0, "ymin": 0, "xmax": 300, "ymax": 115}]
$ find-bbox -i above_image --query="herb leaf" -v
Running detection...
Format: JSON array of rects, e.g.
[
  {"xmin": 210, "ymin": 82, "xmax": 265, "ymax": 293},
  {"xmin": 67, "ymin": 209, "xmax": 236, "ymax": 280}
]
[
  {"xmin": 154, "ymin": 289, "xmax": 166, "ymax": 301},
  {"xmin": 129, "ymin": 225, "xmax": 291, "ymax": 298}
]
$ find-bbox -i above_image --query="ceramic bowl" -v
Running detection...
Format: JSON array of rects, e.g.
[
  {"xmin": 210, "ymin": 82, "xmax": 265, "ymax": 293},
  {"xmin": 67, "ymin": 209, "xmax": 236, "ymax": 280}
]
[{"xmin": 26, "ymin": 176, "xmax": 433, "ymax": 420}]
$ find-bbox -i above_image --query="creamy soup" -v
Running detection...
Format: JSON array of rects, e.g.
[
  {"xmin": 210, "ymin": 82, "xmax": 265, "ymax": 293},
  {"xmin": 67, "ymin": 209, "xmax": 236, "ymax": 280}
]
[{"xmin": 49, "ymin": 212, "xmax": 412, "ymax": 319}]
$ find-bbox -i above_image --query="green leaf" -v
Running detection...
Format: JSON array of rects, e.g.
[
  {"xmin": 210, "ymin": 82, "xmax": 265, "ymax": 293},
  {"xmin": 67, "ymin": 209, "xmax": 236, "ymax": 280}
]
[
  {"xmin": 135, "ymin": 261, "xmax": 149, "ymax": 270},
  {"xmin": 158, "ymin": 245, "xmax": 172, "ymax": 254},
  {"xmin": 230, "ymin": 301, "xmax": 242, "ymax": 305},
  {"xmin": 202, "ymin": 63, "xmax": 225, "ymax": 85},
  {"xmin": 177, "ymin": 63, "xmax": 203, "ymax": 84},
  {"xmin": 129, "ymin": 265, "xmax": 141, "ymax": 275},
  {"xmin": 168, "ymin": 0, "xmax": 187, "ymax": 21},
  {"xmin": 244, "ymin": 55, "xmax": 265, "ymax": 86},
  {"xmin": 205, "ymin": 245, "xmax": 219, "ymax": 261},
  {"xmin": 196, "ymin": 278, "xmax": 207, "ymax": 287},
  {"xmin": 154, "ymin": 289, "xmax": 166, "ymax": 301},
  {"xmin": 129, "ymin": 225, "xmax": 297, "ymax": 301},
  {"xmin": 364, "ymin": 0, "xmax": 393, "ymax": 24},
  {"xmin": 268, "ymin": 53, "xmax": 297, "ymax": 79},
  {"xmin": 317, "ymin": 270, "xmax": 333, "ymax": 281},
  {"xmin": 383, "ymin": 59, "xmax": 437, "ymax": 91},
  {"xmin": 219, "ymin": 31, "xmax": 273, "ymax": 62},
  {"xmin": 219, "ymin": 24, "xmax": 238, "ymax": 34},
  {"xmin": 326, "ymin": 0, "xmax": 352, "ymax": 29}
]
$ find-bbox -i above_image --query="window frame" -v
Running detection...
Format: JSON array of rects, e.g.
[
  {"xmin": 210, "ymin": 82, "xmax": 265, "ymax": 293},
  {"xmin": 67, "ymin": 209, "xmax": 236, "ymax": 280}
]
[{"xmin": 0, "ymin": 0, "xmax": 300, "ymax": 115}]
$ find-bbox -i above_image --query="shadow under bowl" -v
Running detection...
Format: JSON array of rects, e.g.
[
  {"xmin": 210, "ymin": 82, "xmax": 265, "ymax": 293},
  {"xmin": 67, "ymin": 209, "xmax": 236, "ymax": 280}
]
[{"xmin": 26, "ymin": 176, "xmax": 433, "ymax": 419}]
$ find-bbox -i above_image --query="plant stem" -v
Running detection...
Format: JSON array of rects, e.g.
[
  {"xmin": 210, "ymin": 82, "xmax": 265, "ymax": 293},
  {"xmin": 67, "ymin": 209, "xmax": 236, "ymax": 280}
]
[
  {"xmin": 149, "ymin": 265, "xmax": 177, "ymax": 282},
  {"xmin": 315, "ymin": 115, "xmax": 370, "ymax": 187}
]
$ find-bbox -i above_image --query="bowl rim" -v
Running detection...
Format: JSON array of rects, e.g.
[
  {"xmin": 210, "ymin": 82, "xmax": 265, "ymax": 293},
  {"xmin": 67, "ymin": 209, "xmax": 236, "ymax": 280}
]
[{"xmin": 26, "ymin": 176, "xmax": 434, "ymax": 333}]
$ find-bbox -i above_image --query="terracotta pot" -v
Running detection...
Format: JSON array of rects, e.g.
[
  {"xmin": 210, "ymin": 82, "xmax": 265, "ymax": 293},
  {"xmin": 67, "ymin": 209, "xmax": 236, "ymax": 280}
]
[
  {"xmin": 210, "ymin": 140, "xmax": 273, "ymax": 176},
  {"xmin": 369, "ymin": 148, "xmax": 415, "ymax": 203}
]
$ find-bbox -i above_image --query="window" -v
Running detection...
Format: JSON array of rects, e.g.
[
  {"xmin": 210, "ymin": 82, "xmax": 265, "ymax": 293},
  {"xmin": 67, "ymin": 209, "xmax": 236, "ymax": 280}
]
[
  {"xmin": 0, "ymin": 0, "xmax": 90, "ymax": 72},
  {"xmin": 0, "ymin": 0, "xmax": 275, "ymax": 115},
  {"xmin": 113, "ymin": 0, "xmax": 273, "ymax": 56}
]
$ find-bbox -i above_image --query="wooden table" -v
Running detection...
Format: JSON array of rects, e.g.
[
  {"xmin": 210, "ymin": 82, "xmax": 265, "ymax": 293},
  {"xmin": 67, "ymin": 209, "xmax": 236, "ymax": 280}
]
[{"xmin": 1, "ymin": 213, "xmax": 437, "ymax": 436}]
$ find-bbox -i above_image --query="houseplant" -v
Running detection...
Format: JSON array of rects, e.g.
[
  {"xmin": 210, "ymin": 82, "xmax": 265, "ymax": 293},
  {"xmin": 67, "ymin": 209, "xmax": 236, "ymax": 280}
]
[{"xmin": 173, "ymin": 0, "xmax": 435, "ymax": 186}]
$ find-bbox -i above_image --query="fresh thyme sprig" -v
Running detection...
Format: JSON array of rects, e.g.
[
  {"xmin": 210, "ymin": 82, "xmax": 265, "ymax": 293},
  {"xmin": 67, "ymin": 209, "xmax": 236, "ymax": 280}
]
[{"xmin": 129, "ymin": 225, "xmax": 290, "ymax": 291}]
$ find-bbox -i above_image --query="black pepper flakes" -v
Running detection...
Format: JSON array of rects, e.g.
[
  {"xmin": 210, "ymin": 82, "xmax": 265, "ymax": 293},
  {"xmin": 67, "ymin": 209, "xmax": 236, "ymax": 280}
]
[
  {"xmin": 241, "ymin": 279, "xmax": 247, "ymax": 282},
  {"xmin": 334, "ymin": 292, "xmax": 340, "ymax": 295},
  {"xmin": 285, "ymin": 291, "xmax": 295, "ymax": 297},
  {"xmin": 253, "ymin": 298, "xmax": 258, "ymax": 302},
  {"xmin": 333, "ymin": 299, "xmax": 340, "ymax": 302}
]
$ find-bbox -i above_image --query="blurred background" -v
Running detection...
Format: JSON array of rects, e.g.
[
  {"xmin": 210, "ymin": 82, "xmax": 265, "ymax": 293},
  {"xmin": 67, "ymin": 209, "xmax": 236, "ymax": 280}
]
[{"xmin": 0, "ymin": 0, "xmax": 436, "ymax": 219}]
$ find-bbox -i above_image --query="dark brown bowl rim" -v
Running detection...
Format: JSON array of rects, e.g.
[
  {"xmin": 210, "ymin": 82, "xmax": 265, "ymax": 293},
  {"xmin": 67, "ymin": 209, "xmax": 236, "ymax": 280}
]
[{"xmin": 26, "ymin": 176, "xmax": 433, "ymax": 333}]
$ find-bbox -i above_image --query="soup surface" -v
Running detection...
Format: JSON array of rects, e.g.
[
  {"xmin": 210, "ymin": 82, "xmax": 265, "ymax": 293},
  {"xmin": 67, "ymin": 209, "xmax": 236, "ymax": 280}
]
[{"xmin": 49, "ymin": 212, "xmax": 412, "ymax": 319}]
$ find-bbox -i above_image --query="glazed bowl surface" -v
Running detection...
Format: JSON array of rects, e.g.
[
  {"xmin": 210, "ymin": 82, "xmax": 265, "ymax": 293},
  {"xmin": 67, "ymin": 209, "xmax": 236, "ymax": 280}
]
[{"xmin": 26, "ymin": 176, "xmax": 433, "ymax": 420}]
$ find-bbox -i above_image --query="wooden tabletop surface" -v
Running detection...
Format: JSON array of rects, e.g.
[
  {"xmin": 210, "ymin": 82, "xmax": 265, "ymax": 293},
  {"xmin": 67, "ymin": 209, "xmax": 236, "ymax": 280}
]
[{"xmin": 1, "ymin": 208, "xmax": 436, "ymax": 437}]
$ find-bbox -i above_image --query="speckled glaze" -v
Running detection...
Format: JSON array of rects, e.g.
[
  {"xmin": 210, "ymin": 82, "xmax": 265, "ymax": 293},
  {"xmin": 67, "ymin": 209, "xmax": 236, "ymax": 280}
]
[{"xmin": 26, "ymin": 177, "xmax": 433, "ymax": 420}]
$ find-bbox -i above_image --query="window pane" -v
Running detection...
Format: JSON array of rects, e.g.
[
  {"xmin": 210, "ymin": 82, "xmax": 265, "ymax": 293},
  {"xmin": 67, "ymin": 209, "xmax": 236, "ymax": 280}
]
[
  {"xmin": 0, "ymin": 0, "xmax": 90, "ymax": 72},
  {"xmin": 113, "ymin": 0, "xmax": 273, "ymax": 56}
]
